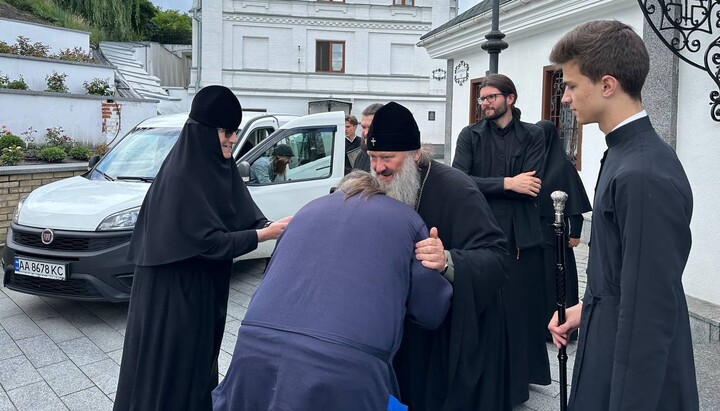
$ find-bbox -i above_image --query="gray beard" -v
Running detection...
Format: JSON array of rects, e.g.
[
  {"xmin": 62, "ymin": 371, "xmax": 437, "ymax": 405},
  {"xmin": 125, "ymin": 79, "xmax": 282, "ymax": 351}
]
[{"xmin": 373, "ymin": 154, "xmax": 420, "ymax": 208}]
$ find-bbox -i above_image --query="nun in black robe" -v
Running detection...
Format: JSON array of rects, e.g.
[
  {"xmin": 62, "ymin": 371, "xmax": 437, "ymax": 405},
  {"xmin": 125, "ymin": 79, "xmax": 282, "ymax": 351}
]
[
  {"xmin": 114, "ymin": 86, "xmax": 279, "ymax": 411},
  {"xmin": 535, "ymin": 120, "xmax": 591, "ymax": 340}
]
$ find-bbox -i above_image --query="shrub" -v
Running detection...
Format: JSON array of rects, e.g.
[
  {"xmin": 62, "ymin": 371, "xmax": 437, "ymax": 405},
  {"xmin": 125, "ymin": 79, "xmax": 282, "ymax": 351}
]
[
  {"xmin": 38, "ymin": 146, "xmax": 66, "ymax": 163},
  {"xmin": 44, "ymin": 127, "xmax": 74, "ymax": 152},
  {"xmin": 46, "ymin": 72, "xmax": 69, "ymax": 93},
  {"xmin": 69, "ymin": 145, "xmax": 92, "ymax": 160},
  {"xmin": 0, "ymin": 41, "xmax": 11, "ymax": 54},
  {"xmin": 21, "ymin": 127, "xmax": 40, "ymax": 160},
  {"xmin": 0, "ymin": 72, "xmax": 8, "ymax": 88},
  {"xmin": 83, "ymin": 78, "xmax": 112, "ymax": 96},
  {"xmin": 6, "ymin": 76, "xmax": 28, "ymax": 90},
  {"xmin": 94, "ymin": 143, "xmax": 109, "ymax": 156},
  {"xmin": 0, "ymin": 133, "xmax": 26, "ymax": 151},
  {"xmin": 1, "ymin": 146, "xmax": 25, "ymax": 166},
  {"xmin": 11, "ymin": 36, "xmax": 50, "ymax": 58},
  {"xmin": 56, "ymin": 47, "xmax": 94, "ymax": 63}
]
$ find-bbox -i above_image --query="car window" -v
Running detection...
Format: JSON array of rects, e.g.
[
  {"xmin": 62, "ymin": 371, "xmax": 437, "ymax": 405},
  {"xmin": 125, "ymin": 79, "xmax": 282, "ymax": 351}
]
[
  {"xmin": 237, "ymin": 127, "xmax": 274, "ymax": 159},
  {"xmin": 89, "ymin": 128, "xmax": 180, "ymax": 181},
  {"xmin": 247, "ymin": 128, "xmax": 334, "ymax": 186}
]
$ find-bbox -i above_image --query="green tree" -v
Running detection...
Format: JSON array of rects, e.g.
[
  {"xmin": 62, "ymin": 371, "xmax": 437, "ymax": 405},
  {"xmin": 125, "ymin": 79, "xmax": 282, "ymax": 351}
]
[{"xmin": 147, "ymin": 9, "xmax": 192, "ymax": 44}]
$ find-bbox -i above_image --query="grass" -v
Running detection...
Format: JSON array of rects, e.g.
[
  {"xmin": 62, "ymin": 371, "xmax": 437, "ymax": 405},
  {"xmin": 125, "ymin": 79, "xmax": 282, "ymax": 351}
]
[{"xmin": 0, "ymin": 0, "xmax": 108, "ymax": 45}]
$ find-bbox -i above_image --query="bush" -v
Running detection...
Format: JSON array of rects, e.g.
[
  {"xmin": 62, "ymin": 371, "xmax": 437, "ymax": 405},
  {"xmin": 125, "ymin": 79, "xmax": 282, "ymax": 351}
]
[
  {"xmin": 38, "ymin": 146, "xmax": 66, "ymax": 163},
  {"xmin": 46, "ymin": 72, "xmax": 69, "ymax": 93},
  {"xmin": 0, "ymin": 72, "xmax": 8, "ymax": 88},
  {"xmin": 44, "ymin": 127, "xmax": 74, "ymax": 152},
  {"xmin": 83, "ymin": 78, "xmax": 112, "ymax": 96},
  {"xmin": 0, "ymin": 41, "xmax": 11, "ymax": 54},
  {"xmin": 0, "ymin": 133, "xmax": 27, "ymax": 151},
  {"xmin": 11, "ymin": 36, "xmax": 50, "ymax": 58},
  {"xmin": 56, "ymin": 47, "xmax": 94, "ymax": 63},
  {"xmin": 1, "ymin": 146, "xmax": 25, "ymax": 166},
  {"xmin": 69, "ymin": 145, "xmax": 92, "ymax": 160},
  {"xmin": 6, "ymin": 76, "xmax": 28, "ymax": 90},
  {"xmin": 94, "ymin": 143, "xmax": 109, "ymax": 157}
]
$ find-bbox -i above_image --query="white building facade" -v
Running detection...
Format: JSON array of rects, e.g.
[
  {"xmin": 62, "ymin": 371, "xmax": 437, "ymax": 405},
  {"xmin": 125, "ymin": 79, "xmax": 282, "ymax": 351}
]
[
  {"xmin": 419, "ymin": 0, "xmax": 720, "ymax": 308},
  {"xmin": 190, "ymin": 0, "xmax": 455, "ymax": 145}
]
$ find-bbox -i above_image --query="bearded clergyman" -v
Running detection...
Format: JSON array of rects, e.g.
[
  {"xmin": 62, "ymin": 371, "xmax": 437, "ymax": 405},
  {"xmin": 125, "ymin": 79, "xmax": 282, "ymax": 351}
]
[{"xmin": 366, "ymin": 101, "xmax": 511, "ymax": 411}]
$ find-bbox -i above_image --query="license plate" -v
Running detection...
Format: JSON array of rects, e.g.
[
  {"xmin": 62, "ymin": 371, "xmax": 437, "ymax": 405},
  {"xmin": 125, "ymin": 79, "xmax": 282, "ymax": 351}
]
[{"xmin": 14, "ymin": 257, "xmax": 68, "ymax": 281}]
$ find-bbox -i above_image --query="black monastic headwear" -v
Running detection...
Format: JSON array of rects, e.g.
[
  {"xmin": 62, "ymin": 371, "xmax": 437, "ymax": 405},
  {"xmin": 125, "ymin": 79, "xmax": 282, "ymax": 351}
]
[
  {"xmin": 366, "ymin": 101, "xmax": 421, "ymax": 151},
  {"xmin": 189, "ymin": 85, "xmax": 242, "ymax": 131}
]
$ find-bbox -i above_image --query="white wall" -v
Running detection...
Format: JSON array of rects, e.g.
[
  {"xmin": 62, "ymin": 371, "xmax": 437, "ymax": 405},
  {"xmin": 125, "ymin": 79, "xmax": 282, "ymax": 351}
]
[
  {"xmin": 676, "ymin": 63, "xmax": 720, "ymax": 304},
  {"xmin": 0, "ymin": 91, "xmax": 157, "ymax": 146},
  {"xmin": 0, "ymin": 18, "xmax": 90, "ymax": 54},
  {"xmin": 0, "ymin": 55, "xmax": 115, "ymax": 94}
]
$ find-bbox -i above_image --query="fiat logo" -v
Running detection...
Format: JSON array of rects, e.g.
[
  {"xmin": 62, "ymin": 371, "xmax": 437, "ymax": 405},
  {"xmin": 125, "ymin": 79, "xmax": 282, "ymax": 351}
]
[{"xmin": 41, "ymin": 228, "xmax": 54, "ymax": 245}]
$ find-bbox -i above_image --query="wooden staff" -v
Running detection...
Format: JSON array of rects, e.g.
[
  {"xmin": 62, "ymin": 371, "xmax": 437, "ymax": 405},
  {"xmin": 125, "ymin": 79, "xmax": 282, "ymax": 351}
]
[{"xmin": 551, "ymin": 190, "xmax": 569, "ymax": 411}]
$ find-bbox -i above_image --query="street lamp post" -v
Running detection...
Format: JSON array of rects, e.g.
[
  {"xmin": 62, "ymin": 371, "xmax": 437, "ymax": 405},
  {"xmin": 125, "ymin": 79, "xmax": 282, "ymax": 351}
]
[{"xmin": 480, "ymin": 0, "xmax": 508, "ymax": 74}]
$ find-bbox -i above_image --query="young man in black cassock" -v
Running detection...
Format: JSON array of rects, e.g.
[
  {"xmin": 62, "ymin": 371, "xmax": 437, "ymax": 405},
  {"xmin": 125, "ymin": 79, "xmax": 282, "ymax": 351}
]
[
  {"xmin": 548, "ymin": 20, "xmax": 699, "ymax": 410},
  {"xmin": 114, "ymin": 86, "xmax": 289, "ymax": 411},
  {"xmin": 367, "ymin": 102, "xmax": 511, "ymax": 410},
  {"xmin": 452, "ymin": 74, "xmax": 551, "ymax": 405}
]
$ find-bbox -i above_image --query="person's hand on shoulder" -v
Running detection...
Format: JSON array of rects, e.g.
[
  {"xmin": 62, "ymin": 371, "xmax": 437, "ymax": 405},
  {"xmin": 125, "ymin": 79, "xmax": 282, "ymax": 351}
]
[
  {"xmin": 257, "ymin": 216, "xmax": 292, "ymax": 242},
  {"xmin": 415, "ymin": 227, "xmax": 447, "ymax": 272}
]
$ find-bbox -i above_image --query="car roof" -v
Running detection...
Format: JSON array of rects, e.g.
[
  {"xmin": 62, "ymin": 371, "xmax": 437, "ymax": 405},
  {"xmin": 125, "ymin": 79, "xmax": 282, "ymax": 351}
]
[{"xmin": 136, "ymin": 111, "xmax": 281, "ymax": 129}]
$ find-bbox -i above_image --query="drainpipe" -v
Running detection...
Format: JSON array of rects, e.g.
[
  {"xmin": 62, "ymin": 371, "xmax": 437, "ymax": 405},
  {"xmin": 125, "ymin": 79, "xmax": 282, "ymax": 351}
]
[{"xmin": 190, "ymin": 0, "xmax": 202, "ymax": 92}]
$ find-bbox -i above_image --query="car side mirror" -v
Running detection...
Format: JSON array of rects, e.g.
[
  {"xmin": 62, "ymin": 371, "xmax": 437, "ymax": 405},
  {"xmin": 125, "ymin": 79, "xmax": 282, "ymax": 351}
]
[
  {"xmin": 88, "ymin": 155, "xmax": 100, "ymax": 169},
  {"xmin": 237, "ymin": 161, "xmax": 251, "ymax": 182}
]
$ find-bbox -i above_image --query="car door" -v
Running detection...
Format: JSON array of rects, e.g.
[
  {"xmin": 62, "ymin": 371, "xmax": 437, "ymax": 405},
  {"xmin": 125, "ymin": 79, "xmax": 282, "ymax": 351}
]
[
  {"xmin": 233, "ymin": 115, "xmax": 280, "ymax": 160},
  {"xmin": 237, "ymin": 111, "xmax": 346, "ymax": 259}
]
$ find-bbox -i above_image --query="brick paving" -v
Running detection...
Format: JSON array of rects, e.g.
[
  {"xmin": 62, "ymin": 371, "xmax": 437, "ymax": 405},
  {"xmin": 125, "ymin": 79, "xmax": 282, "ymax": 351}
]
[{"xmin": 1, "ymin": 245, "xmax": 717, "ymax": 410}]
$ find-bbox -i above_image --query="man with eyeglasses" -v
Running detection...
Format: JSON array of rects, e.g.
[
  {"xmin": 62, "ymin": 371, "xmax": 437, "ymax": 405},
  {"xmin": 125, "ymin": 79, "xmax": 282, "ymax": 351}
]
[{"xmin": 452, "ymin": 73, "xmax": 550, "ymax": 406}]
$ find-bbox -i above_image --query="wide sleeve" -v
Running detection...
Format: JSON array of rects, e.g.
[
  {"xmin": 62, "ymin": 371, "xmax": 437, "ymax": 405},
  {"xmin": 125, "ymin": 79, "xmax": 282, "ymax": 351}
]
[
  {"xmin": 452, "ymin": 126, "xmax": 506, "ymax": 195},
  {"xmin": 567, "ymin": 214, "xmax": 584, "ymax": 239},
  {"xmin": 497, "ymin": 125, "xmax": 546, "ymax": 202},
  {"xmin": 608, "ymin": 171, "xmax": 692, "ymax": 409},
  {"xmin": 406, "ymin": 226, "xmax": 453, "ymax": 329}
]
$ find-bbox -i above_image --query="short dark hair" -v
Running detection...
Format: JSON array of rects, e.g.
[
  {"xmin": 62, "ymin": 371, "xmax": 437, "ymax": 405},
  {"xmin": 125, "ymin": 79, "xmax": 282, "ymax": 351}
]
[
  {"xmin": 362, "ymin": 103, "xmax": 384, "ymax": 116},
  {"xmin": 480, "ymin": 74, "xmax": 521, "ymax": 119},
  {"xmin": 345, "ymin": 114, "xmax": 358, "ymax": 126},
  {"xmin": 549, "ymin": 20, "xmax": 649, "ymax": 101}
]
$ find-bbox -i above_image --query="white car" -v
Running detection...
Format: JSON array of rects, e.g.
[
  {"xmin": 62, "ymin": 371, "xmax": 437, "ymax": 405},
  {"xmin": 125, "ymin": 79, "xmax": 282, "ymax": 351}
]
[{"xmin": 3, "ymin": 110, "xmax": 346, "ymax": 301}]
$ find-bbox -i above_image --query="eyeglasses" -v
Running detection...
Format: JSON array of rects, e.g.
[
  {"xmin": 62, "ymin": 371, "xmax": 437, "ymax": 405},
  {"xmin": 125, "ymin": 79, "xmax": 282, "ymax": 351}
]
[{"xmin": 477, "ymin": 93, "xmax": 508, "ymax": 104}]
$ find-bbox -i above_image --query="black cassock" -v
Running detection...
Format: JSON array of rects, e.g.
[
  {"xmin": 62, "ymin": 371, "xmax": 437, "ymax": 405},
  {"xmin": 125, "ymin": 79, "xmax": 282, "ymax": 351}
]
[
  {"xmin": 536, "ymin": 120, "xmax": 592, "ymax": 340},
  {"xmin": 569, "ymin": 116, "xmax": 699, "ymax": 410},
  {"xmin": 114, "ymin": 119, "xmax": 268, "ymax": 411},
  {"xmin": 393, "ymin": 161, "xmax": 511, "ymax": 411}
]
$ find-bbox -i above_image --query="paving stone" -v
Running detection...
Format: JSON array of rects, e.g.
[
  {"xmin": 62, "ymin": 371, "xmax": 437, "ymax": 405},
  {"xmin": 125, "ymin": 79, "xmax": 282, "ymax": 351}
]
[
  {"xmin": 42, "ymin": 302, "xmax": 99, "ymax": 330},
  {"xmin": 0, "ymin": 314, "xmax": 43, "ymax": 341},
  {"xmin": 0, "ymin": 330, "xmax": 22, "ymax": 361},
  {"xmin": 15, "ymin": 299, "xmax": 57, "ymax": 322},
  {"xmin": 75, "ymin": 323, "xmax": 124, "ymax": 353},
  {"xmin": 79, "ymin": 359, "xmax": 119, "ymax": 396},
  {"xmin": 228, "ymin": 289, "xmax": 252, "ymax": 308},
  {"xmin": 34, "ymin": 317, "xmax": 84, "ymax": 344},
  {"xmin": 0, "ymin": 356, "xmax": 42, "ymax": 391},
  {"xmin": 521, "ymin": 388, "xmax": 563, "ymax": 411},
  {"xmin": 0, "ymin": 297, "xmax": 23, "ymax": 320},
  {"xmin": 225, "ymin": 319, "xmax": 241, "ymax": 335},
  {"xmin": 220, "ymin": 331, "xmax": 237, "ymax": 356},
  {"xmin": 695, "ymin": 342, "xmax": 720, "ymax": 411},
  {"xmin": 61, "ymin": 387, "xmax": 112, "ymax": 411},
  {"xmin": 0, "ymin": 386, "xmax": 15, "ymax": 411},
  {"xmin": 228, "ymin": 278, "xmax": 259, "ymax": 296},
  {"xmin": 6, "ymin": 381, "xmax": 66, "ymax": 411},
  {"xmin": 106, "ymin": 349, "xmax": 122, "ymax": 366},
  {"xmin": 15, "ymin": 335, "xmax": 68, "ymax": 368},
  {"xmin": 529, "ymin": 381, "xmax": 560, "ymax": 398},
  {"xmin": 57, "ymin": 337, "xmax": 108, "ymax": 367},
  {"xmin": 226, "ymin": 301, "xmax": 247, "ymax": 322},
  {"xmin": 218, "ymin": 349, "xmax": 232, "ymax": 379},
  {"xmin": 80, "ymin": 303, "xmax": 128, "ymax": 333},
  {"xmin": 37, "ymin": 360, "xmax": 93, "ymax": 397}
]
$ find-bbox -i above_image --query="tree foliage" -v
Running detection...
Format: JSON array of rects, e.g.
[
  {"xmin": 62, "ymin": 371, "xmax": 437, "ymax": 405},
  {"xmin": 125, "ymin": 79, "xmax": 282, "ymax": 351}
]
[{"xmin": 148, "ymin": 8, "xmax": 192, "ymax": 44}]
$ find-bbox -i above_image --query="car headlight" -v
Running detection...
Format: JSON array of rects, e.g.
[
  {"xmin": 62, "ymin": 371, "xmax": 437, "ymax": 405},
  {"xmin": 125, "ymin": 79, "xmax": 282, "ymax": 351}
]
[
  {"xmin": 97, "ymin": 207, "xmax": 140, "ymax": 231},
  {"xmin": 13, "ymin": 195, "xmax": 27, "ymax": 224}
]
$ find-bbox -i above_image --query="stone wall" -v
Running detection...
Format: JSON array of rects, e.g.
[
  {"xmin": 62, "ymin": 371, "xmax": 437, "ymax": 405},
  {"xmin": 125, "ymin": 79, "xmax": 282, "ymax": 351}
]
[{"xmin": 0, "ymin": 164, "xmax": 87, "ymax": 244}]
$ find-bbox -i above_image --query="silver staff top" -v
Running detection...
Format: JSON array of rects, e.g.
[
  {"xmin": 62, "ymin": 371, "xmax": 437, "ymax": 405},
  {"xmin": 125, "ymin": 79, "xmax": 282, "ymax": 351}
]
[{"xmin": 551, "ymin": 190, "xmax": 568, "ymax": 223}]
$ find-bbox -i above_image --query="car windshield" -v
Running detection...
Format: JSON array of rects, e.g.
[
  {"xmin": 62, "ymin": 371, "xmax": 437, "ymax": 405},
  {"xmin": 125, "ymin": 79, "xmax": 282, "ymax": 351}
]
[{"xmin": 88, "ymin": 127, "xmax": 180, "ymax": 181}]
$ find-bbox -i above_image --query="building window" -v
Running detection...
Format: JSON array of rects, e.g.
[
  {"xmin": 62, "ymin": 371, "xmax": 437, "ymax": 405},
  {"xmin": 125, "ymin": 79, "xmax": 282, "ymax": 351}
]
[
  {"xmin": 316, "ymin": 41, "xmax": 345, "ymax": 73},
  {"xmin": 394, "ymin": 0, "xmax": 414, "ymax": 5},
  {"xmin": 318, "ymin": 0, "xmax": 345, "ymax": 2},
  {"xmin": 542, "ymin": 66, "xmax": 582, "ymax": 169},
  {"xmin": 470, "ymin": 77, "xmax": 484, "ymax": 124}
]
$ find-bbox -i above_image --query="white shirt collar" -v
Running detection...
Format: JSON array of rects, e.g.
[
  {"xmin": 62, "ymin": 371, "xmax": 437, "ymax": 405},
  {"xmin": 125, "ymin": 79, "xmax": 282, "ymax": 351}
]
[{"xmin": 611, "ymin": 110, "xmax": 648, "ymax": 132}]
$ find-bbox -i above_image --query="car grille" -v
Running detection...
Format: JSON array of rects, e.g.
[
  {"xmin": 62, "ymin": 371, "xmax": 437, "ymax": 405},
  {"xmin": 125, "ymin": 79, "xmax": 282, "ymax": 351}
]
[
  {"xmin": 7, "ymin": 273, "xmax": 102, "ymax": 298},
  {"xmin": 12, "ymin": 230, "xmax": 131, "ymax": 251}
]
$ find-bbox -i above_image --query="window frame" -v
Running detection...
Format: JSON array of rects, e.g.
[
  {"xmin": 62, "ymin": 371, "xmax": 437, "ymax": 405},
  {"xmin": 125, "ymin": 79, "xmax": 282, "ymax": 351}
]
[
  {"xmin": 541, "ymin": 65, "xmax": 583, "ymax": 170},
  {"xmin": 315, "ymin": 40, "xmax": 346, "ymax": 73},
  {"xmin": 393, "ymin": 0, "xmax": 414, "ymax": 5}
]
